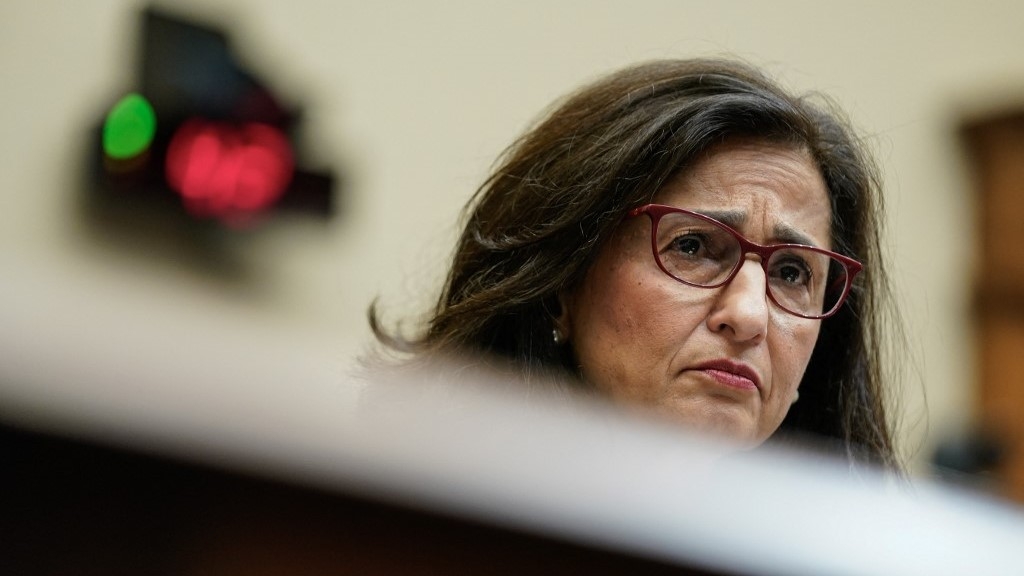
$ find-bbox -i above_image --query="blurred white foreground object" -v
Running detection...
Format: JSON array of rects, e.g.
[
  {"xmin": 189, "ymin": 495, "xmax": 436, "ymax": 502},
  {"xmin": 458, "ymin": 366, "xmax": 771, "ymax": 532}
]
[{"xmin": 2, "ymin": 259, "xmax": 1024, "ymax": 575}]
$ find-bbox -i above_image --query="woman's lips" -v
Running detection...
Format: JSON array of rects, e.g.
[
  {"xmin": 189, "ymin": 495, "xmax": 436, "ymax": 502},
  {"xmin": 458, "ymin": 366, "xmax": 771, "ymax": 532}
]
[{"xmin": 690, "ymin": 360, "xmax": 761, "ymax": 391}]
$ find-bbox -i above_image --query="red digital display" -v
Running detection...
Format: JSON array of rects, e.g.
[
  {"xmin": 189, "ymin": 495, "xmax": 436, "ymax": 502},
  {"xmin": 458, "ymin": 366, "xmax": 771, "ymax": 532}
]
[{"xmin": 165, "ymin": 119, "xmax": 294, "ymax": 222}]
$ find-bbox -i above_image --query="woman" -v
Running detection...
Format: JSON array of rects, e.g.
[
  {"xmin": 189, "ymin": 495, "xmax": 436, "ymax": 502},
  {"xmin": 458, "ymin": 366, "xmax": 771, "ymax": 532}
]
[{"xmin": 371, "ymin": 58, "xmax": 902, "ymax": 470}]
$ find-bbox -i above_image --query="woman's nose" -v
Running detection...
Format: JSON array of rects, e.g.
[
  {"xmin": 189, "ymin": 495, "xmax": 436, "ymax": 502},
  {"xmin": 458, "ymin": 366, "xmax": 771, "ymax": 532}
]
[{"xmin": 706, "ymin": 258, "xmax": 769, "ymax": 342}]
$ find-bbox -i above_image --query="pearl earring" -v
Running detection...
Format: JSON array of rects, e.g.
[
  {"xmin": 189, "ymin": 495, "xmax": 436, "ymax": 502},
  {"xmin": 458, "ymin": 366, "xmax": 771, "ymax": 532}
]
[
  {"xmin": 792, "ymin": 390, "xmax": 800, "ymax": 405},
  {"xmin": 552, "ymin": 329, "xmax": 563, "ymax": 345}
]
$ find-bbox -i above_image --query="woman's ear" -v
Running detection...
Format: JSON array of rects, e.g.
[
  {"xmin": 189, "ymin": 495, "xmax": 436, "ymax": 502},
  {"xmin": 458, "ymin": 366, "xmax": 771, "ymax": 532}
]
[{"xmin": 552, "ymin": 289, "xmax": 573, "ymax": 343}]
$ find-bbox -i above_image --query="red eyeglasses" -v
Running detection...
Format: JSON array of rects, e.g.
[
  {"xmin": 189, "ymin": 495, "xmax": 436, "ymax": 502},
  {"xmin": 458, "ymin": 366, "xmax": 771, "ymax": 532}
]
[{"xmin": 629, "ymin": 204, "xmax": 862, "ymax": 319}]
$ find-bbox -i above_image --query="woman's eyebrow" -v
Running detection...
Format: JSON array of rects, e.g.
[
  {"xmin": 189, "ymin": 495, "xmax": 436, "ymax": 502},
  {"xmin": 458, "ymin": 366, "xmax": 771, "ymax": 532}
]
[
  {"xmin": 696, "ymin": 209, "xmax": 746, "ymax": 229},
  {"xmin": 696, "ymin": 209, "xmax": 820, "ymax": 247},
  {"xmin": 773, "ymin": 223, "xmax": 818, "ymax": 247}
]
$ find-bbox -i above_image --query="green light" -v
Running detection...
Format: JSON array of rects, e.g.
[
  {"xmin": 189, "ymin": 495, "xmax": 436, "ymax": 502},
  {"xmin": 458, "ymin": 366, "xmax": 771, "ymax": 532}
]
[{"xmin": 102, "ymin": 93, "xmax": 156, "ymax": 160}]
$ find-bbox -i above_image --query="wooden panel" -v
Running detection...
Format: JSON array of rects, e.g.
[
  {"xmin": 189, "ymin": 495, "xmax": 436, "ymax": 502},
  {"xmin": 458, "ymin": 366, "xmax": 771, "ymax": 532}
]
[
  {"xmin": 977, "ymin": 315, "xmax": 1024, "ymax": 502},
  {"xmin": 963, "ymin": 111, "xmax": 1024, "ymax": 503},
  {"xmin": 965, "ymin": 114, "xmax": 1024, "ymax": 290}
]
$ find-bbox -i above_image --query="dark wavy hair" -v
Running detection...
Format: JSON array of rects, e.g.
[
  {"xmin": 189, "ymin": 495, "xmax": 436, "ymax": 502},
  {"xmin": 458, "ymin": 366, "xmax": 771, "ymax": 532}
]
[{"xmin": 371, "ymin": 58, "xmax": 902, "ymax": 470}]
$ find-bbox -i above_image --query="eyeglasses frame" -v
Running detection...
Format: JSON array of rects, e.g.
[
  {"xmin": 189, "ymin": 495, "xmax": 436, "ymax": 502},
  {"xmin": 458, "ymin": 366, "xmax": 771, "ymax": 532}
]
[{"xmin": 628, "ymin": 204, "xmax": 863, "ymax": 319}]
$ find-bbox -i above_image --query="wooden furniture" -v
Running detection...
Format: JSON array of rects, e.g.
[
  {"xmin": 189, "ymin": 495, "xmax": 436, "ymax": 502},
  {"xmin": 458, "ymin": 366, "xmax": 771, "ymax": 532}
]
[
  {"xmin": 963, "ymin": 112, "xmax": 1024, "ymax": 503},
  {"xmin": 2, "ymin": 423, "xmax": 703, "ymax": 576}
]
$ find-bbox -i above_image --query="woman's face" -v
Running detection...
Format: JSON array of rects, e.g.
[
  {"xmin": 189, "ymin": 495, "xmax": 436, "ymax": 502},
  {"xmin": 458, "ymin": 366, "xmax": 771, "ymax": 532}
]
[{"xmin": 559, "ymin": 140, "xmax": 832, "ymax": 446}]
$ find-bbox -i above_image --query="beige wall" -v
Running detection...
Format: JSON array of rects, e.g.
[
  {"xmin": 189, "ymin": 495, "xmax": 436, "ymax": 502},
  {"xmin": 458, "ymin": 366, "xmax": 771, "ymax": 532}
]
[{"xmin": 4, "ymin": 0, "xmax": 1024, "ymax": 470}]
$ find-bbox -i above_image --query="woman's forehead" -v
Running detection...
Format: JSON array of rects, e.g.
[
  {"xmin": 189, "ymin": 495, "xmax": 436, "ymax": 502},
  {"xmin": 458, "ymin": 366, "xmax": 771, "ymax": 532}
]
[{"xmin": 653, "ymin": 141, "xmax": 832, "ymax": 246}]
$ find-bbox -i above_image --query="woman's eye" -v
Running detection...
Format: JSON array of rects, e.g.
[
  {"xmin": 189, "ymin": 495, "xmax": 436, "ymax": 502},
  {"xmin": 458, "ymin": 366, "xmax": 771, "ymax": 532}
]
[
  {"xmin": 774, "ymin": 260, "xmax": 811, "ymax": 285},
  {"xmin": 669, "ymin": 235, "xmax": 705, "ymax": 256}
]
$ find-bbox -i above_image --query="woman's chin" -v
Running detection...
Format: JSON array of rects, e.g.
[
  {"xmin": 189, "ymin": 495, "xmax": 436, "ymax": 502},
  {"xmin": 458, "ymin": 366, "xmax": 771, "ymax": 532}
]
[{"xmin": 652, "ymin": 401, "xmax": 764, "ymax": 448}]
